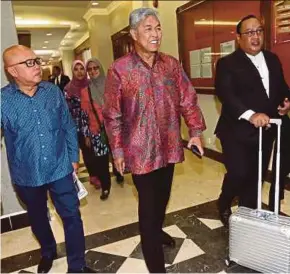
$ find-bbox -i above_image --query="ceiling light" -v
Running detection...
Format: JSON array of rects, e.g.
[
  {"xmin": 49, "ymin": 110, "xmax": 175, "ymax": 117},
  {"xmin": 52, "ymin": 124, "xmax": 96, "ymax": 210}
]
[
  {"xmin": 15, "ymin": 16, "xmax": 22, "ymax": 20},
  {"xmin": 46, "ymin": 33, "xmax": 52, "ymax": 36},
  {"xmin": 60, "ymin": 21, "xmax": 71, "ymax": 26},
  {"xmin": 15, "ymin": 19, "xmax": 52, "ymax": 26},
  {"xmin": 42, "ymin": 46, "xmax": 47, "ymax": 49},
  {"xmin": 34, "ymin": 50, "xmax": 54, "ymax": 55},
  {"xmin": 92, "ymin": 2, "xmax": 99, "ymax": 6},
  {"xmin": 75, "ymin": 24, "xmax": 80, "ymax": 28},
  {"xmin": 44, "ymin": 41, "xmax": 49, "ymax": 43},
  {"xmin": 67, "ymin": 35, "xmax": 71, "ymax": 38}
]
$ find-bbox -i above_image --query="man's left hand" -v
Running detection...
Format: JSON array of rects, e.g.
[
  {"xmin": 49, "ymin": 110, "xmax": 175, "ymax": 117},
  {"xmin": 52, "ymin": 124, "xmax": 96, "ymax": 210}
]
[
  {"xmin": 187, "ymin": 136, "xmax": 204, "ymax": 156},
  {"xmin": 72, "ymin": 162, "xmax": 79, "ymax": 173},
  {"xmin": 278, "ymin": 98, "xmax": 290, "ymax": 116}
]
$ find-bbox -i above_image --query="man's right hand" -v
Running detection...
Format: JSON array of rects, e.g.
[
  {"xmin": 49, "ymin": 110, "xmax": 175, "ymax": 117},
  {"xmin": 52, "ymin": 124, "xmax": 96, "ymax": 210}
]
[
  {"xmin": 249, "ymin": 113, "xmax": 270, "ymax": 128},
  {"xmin": 114, "ymin": 157, "xmax": 125, "ymax": 176}
]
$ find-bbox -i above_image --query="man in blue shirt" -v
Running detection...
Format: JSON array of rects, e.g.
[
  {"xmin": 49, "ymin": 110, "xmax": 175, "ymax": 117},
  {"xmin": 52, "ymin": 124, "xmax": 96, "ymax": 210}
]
[{"xmin": 1, "ymin": 45, "xmax": 94, "ymax": 273}]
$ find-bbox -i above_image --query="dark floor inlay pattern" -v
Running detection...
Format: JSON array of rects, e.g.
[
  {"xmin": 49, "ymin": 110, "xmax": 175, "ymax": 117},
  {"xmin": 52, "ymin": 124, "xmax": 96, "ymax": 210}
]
[
  {"xmin": 3, "ymin": 198, "xmax": 282, "ymax": 273},
  {"xmin": 85, "ymin": 250, "xmax": 127, "ymax": 273}
]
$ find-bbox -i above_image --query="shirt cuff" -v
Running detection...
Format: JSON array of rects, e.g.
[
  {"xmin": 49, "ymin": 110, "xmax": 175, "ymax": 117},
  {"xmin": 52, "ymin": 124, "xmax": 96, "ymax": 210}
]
[
  {"xmin": 112, "ymin": 148, "xmax": 124, "ymax": 159},
  {"xmin": 70, "ymin": 151, "xmax": 79, "ymax": 163},
  {"xmin": 189, "ymin": 129, "xmax": 203, "ymax": 138},
  {"xmin": 239, "ymin": 110, "xmax": 255, "ymax": 121}
]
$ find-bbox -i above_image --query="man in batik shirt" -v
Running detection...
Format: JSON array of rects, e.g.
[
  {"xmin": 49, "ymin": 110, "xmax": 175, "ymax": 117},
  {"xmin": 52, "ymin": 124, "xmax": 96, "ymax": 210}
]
[{"xmin": 103, "ymin": 8, "xmax": 206, "ymax": 273}]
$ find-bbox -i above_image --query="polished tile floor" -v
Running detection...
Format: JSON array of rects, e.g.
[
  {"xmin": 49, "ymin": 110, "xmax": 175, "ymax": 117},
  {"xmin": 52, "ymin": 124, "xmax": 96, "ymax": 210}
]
[{"xmin": 1, "ymin": 150, "xmax": 289, "ymax": 273}]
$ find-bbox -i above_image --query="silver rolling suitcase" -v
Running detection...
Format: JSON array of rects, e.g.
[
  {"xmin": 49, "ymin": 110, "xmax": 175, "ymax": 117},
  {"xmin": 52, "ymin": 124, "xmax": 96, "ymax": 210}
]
[{"xmin": 228, "ymin": 119, "xmax": 290, "ymax": 273}]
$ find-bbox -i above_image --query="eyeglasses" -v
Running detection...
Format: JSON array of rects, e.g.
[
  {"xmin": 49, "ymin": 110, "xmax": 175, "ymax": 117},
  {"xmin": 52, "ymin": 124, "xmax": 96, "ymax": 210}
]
[
  {"xmin": 87, "ymin": 66, "xmax": 99, "ymax": 72},
  {"xmin": 240, "ymin": 28, "xmax": 264, "ymax": 37},
  {"xmin": 8, "ymin": 57, "xmax": 42, "ymax": 68}
]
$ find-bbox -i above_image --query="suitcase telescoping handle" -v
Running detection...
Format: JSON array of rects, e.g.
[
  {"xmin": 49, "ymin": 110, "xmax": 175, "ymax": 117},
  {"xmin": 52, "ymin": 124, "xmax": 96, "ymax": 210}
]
[{"xmin": 257, "ymin": 118, "xmax": 282, "ymax": 215}]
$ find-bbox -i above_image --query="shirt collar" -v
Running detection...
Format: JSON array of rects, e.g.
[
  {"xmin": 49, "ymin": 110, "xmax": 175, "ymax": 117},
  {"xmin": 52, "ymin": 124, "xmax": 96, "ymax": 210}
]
[
  {"xmin": 131, "ymin": 49, "xmax": 163, "ymax": 68},
  {"xmin": 11, "ymin": 81, "xmax": 45, "ymax": 94},
  {"xmin": 246, "ymin": 51, "xmax": 264, "ymax": 63}
]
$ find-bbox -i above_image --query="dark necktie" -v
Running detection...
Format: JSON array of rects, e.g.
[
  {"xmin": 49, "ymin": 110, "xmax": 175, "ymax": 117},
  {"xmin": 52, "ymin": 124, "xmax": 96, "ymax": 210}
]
[{"xmin": 56, "ymin": 77, "xmax": 60, "ymax": 86}]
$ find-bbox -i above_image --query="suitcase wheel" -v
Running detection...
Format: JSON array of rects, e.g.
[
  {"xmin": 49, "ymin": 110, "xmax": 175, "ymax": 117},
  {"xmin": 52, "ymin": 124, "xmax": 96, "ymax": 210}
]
[{"xmin": 225, "ymin": 256, "xmax": 233, "ymax": 267}]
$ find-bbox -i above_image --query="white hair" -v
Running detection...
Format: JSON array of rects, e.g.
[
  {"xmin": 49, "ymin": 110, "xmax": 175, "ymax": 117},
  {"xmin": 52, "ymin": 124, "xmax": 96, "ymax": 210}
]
[{"xmin": 129, "ymin": 8, "xmax": 159, "ymax": 29}]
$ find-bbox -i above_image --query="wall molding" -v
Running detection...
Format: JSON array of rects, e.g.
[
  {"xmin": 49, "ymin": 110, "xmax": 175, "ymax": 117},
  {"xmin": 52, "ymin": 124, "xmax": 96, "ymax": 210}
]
[{"xmin": 83, "ymin": 1, "xmax": 127, "ymax": 22}]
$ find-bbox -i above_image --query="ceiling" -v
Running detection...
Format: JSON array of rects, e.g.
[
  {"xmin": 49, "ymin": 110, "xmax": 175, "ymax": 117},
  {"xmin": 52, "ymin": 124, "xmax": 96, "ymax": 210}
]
[{"xmin": 11, "ymin": 0, "xmax": 113, "ymax": 63}]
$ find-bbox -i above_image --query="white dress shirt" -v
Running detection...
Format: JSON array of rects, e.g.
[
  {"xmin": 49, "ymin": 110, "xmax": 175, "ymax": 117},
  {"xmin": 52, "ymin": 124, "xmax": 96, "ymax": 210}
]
[
  {"xmin": 239, "ymin": 51, "xmax": 269, "ymax": 121},
  {"xmin": 55, "ymin": 75, "xmax": 61, "ymax": 85}
]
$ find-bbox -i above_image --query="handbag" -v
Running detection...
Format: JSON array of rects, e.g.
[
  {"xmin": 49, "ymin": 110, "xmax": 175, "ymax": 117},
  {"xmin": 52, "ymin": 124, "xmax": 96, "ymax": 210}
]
[
  {"xmin": 87, "ymin": 86, "xmax": 108, "ymax": 144},
  {"xmin": 73, "ymin": 172, "xmax": 88, "ymax": 200}
]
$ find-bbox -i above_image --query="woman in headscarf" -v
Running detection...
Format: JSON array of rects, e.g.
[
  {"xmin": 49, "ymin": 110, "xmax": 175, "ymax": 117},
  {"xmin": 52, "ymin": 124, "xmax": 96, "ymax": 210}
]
[
  {"xmin": 85, "ymin": 58, "xmax": 125, "ymax": 185},
  {"xmin": 79, "ymin": 58, "xmax": 111, "ymax": 200},
  {"xmin": 64, "ymin": 60, "xmax": 101, "ymax": 190}
]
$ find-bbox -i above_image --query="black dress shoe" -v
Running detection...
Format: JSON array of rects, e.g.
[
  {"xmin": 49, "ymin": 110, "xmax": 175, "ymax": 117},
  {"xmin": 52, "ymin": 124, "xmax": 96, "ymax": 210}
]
[
  {"xmin": 161, "ymin": 231, "xmax": 176, "ymax": 248},
  {"xmin": 116, "ymin": 174, "xmax": 124, "ymax": 184},
  {"xmin": 100, "ymin": 190, "xmax": 110, "ymax": 200},
  {"xmin": 219, "ymin": 208, "xmax": 232, "ymax": 228},
  {"xmin": 37, "ymin": 254, "xmax": 57, "ymax": 273},
  {"xmin": 217, "ymin": 198, "xmax": 232, "ymax": 228},
  {"xmin": 68, "ymin": 266, "xmax": 96, "ymax": 273}
]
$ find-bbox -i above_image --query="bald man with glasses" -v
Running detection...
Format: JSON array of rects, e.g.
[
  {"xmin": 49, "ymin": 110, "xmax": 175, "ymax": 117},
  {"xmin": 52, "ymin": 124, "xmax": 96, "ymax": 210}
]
[{"xmin": 1, "ymin": 45, "xmax": 95, "ymax": 273}]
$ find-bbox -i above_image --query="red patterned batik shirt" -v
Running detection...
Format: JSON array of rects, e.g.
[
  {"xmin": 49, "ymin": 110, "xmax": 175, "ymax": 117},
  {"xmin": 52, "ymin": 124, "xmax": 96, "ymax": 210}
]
[{"xmin": 103, "ymin": 51, "xmax": 206, "ymax": 175}]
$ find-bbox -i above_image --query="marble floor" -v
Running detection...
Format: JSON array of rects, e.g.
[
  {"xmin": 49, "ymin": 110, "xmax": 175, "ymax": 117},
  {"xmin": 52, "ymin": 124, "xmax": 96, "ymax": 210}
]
[{"xmin": 1, "ymin": 150, "xmax": 289, "ymax": 273}]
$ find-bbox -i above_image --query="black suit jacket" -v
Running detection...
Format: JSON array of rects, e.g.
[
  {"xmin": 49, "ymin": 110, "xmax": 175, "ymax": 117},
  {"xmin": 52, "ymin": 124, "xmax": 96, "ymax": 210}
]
[
  {"xmin": 215, "ymin": 48, "xmax": 290, "ymax": 144},
  {"xmin": 49, "ymin": 74, "xmax": 70, "ymax": 92}
]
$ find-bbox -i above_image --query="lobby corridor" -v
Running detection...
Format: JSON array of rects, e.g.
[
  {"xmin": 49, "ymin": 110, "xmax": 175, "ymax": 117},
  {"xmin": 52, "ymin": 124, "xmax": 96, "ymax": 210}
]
[{"xmin": 1, "ymin": 150, "xmax": 289, "ymax": 273}]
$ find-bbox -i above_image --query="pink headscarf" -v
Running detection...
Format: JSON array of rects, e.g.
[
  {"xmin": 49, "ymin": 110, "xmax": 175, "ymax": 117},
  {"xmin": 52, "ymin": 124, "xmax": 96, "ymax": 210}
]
[{"xmin": 64, "ymin": 60, "xmax": 88, "ymax": 98}]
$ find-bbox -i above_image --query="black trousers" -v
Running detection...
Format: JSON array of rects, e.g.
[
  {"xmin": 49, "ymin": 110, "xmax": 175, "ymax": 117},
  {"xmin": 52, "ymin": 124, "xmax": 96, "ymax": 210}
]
[
  {"xmin": 219, "ymin": 133, "xmax": 274, "ymax": 210},
  {"xmin": 269, "ymin": 122, "xmax": 290, "ymax": 211},
  {"xmin": 132, "ymin": 164, "xmax": 175, "ymax": 273},
  {"xmin": 78, "ymin": 134, "xmax": 111, "ymax": 191}
]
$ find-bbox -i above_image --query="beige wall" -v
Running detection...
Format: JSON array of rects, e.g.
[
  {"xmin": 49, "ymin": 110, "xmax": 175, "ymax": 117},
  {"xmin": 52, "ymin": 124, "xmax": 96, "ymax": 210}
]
[
  {"xmin": 147, "ymin": 1, "xmax": 189, "ymax": 58},
  {"xmin": 61, "ymin": 49, "xmax": 75, "ymax": 79},
  {"xmin": 109, "ymin": 2, "xmax": 132, "ymax": 35},
  {"xmin": 88, "ymin": 15, "xmax": 114, "ymax": 72},
  {"xmin": 1, "ymin": 0, "xmax": 26, "ymax": 215}
]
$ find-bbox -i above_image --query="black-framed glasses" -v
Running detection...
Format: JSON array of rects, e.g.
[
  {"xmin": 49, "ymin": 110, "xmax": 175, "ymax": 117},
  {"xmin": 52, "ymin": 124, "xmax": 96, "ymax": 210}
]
[
  {"xmin": 240, "ymin": 28, "xmax": 264, "ymax": 37},
  {"xmin": 9, "ymin": 57, "xmax": 42, "ymax": 68},
  {"xmin": 87, "ymin": 66, "xmax": 100, "ymax": 72}
]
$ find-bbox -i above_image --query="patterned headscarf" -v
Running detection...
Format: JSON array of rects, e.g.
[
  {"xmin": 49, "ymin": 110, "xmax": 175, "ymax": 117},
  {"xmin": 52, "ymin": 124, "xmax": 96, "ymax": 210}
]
[{"xmin": 64, "ymin": 60, "xmax": 88, "ymax": 98}]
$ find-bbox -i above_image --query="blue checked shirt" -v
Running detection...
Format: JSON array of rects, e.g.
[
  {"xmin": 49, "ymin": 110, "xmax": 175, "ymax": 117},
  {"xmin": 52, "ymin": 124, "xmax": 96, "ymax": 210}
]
[{"xmin": 1, "ymin": 81, "xmax": 79, "ymax": 187}]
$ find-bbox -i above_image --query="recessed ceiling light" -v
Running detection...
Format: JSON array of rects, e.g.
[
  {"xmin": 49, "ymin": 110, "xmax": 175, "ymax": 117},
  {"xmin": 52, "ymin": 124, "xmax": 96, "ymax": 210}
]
[
  {"xmin": 15, "ymin": 19, "xmax": 52, "ymax": 26},
  {"xmin": 67, "ymin": 35, "xmax": 71, "ymax": 38},
  {"xmin": 92, "ymin": 2, "xmax": 99, "ymax": 6},
  {"xmin": 46, "ymin": 33, "xmax": 52, "ymax": 36},
  {"xmin": 75, "ymin": 24, "xmax": 80, "ymax": 28},
  {"xmin": 60, "ymin": 21, "xmax": 71, "ymax": 26},
  {"xmin": 42, "ymin": 46, "xmax": 47, "ymax": 49},
  {"xmin": 44, "ymin": 41, "xmax": 49, "ymax": 43}
]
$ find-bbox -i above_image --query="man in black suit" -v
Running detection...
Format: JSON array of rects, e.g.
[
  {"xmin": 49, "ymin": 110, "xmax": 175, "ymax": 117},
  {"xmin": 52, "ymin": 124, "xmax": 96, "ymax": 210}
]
[
  {"xmin": 49, "ymin": 65, "xmax": 70, "ymax": 92},
  {"xmin": 215, "ymin": 15, "xmax": 290, "ymax": 227}
]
